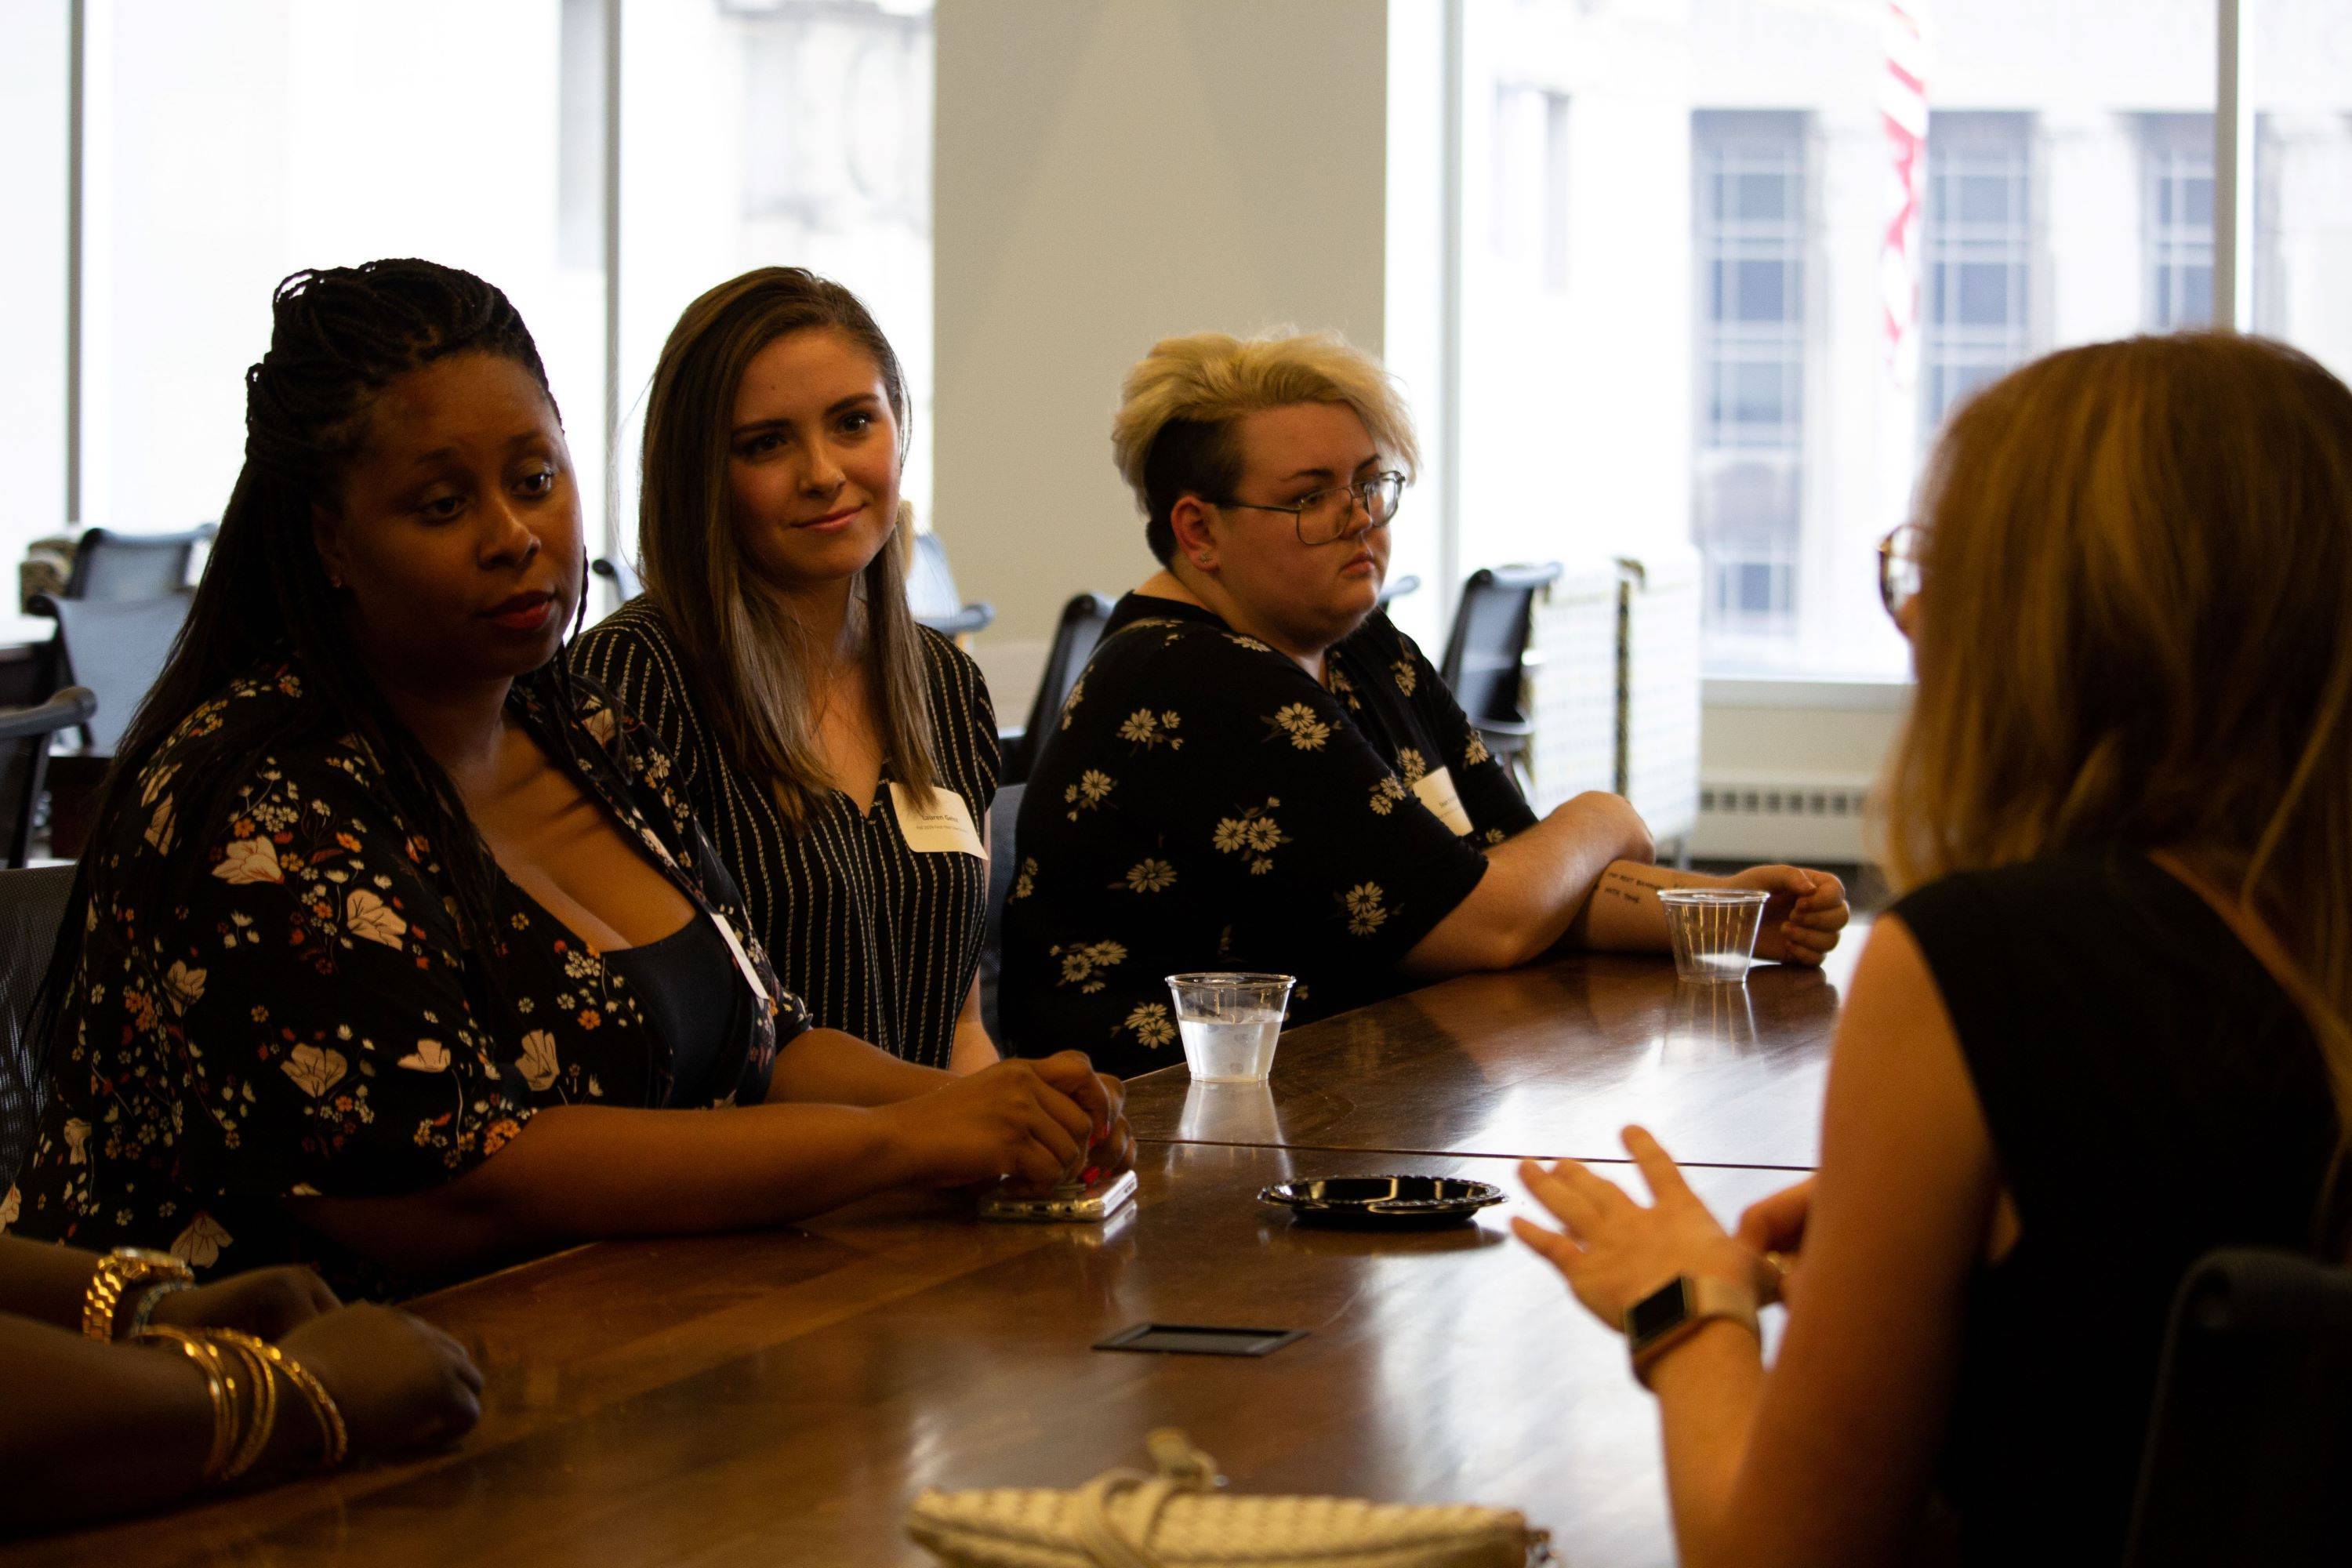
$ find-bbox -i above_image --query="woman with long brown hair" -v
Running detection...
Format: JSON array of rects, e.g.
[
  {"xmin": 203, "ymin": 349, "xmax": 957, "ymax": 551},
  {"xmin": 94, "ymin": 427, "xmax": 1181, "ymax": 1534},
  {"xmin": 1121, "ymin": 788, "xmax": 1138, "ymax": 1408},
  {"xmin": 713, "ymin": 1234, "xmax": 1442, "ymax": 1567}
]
[
  {"xmin": 6, "ymin": 261, "xmax": 1127, "ymax": 1302},
  {"xmin": 576, "ymin": 269, "xmax": 1003, "ymax": 1073},
  {"xmin": 1514, "ymin": 333, "xmax": 2352, "ymax": 1565}
]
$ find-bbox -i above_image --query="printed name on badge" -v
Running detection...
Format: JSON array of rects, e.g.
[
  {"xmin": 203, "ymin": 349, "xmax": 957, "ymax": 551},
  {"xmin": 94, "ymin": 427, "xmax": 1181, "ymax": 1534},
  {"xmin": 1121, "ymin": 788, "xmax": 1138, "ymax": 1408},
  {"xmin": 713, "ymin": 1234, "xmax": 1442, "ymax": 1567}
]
[
  {"xmin": 888, "ymin": 782, "xmax": 988, "ymax": 858},
  {"xmin": 1411, "ymin": 766, "xmax": 1475, "ymax": 837}
]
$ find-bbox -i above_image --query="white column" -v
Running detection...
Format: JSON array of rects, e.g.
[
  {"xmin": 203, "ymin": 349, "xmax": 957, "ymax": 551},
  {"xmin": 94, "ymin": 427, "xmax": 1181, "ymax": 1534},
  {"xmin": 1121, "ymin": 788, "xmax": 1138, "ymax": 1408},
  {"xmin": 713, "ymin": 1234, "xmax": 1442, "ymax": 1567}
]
[{"xmin": 931, "ymin": 0, "xmax": 1395, "ymax": 705}]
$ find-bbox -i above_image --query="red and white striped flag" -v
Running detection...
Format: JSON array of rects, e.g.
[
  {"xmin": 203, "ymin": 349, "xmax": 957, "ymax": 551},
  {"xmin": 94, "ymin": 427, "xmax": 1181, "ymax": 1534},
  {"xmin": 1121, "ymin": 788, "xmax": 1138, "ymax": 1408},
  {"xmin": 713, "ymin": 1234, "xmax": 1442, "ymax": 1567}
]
[{"xmin": 1880, "ymin": 2, "xmax": 1929, "ymax": 389}]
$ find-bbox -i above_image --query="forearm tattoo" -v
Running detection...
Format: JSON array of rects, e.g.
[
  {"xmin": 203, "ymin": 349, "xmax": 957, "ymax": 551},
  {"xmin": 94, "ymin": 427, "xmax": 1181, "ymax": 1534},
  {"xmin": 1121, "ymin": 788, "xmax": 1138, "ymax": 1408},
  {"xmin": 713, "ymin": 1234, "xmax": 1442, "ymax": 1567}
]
[{"xmin": 1596, "ymin": 862, "xmax": 1689, "ymax": 907}]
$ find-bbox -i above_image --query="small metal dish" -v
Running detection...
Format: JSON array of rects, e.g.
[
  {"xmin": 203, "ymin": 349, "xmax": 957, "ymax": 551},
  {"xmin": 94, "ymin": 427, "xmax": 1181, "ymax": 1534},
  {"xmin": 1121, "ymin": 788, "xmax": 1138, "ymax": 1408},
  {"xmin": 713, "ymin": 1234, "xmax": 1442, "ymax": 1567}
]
[{"xmin": 1258, "ymin": 1174, "xmax": 1505, "ymax": 1229}]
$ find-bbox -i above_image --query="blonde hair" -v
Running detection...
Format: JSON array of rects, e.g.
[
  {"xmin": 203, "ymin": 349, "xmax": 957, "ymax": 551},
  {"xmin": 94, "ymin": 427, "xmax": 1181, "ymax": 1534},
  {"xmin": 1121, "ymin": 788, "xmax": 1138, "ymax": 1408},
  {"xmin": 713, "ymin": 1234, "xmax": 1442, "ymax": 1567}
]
[
  {"xmin": 1878, "ymin": 332, "xmax": 2352, "ymax": 1242},
  {"xmin": 1111, "ymin": 329, "xmax": 1420, "ymax": 563},
  {"xmin": 637, "ymin": 267, "xmax": 939, "ymax": 829}
]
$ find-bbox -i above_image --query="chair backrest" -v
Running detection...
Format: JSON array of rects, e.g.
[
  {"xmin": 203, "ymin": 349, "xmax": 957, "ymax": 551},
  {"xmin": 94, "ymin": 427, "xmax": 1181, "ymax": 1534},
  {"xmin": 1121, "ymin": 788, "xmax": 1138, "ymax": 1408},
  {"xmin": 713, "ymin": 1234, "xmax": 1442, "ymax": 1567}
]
[
  {"xmin": 978, "ymin": 782, "xmax": 1025, "ymax": 1041},
  {"xmin": 1438, "ymin": 561, "xmax": 1562, "ymax": 725},
  {"xmin": 590, "ymin": 555, "xmax": 644, "ymax": 603},
  {"xmin": 907, "ymin": 533, "xmax": 964, "ymax": 623},
  {"xmin": 0, "ymin": 688, "xmax": 97, "ymax": 869},
  {"xmin": 1005, "ymin": 593, "xmax": 1120, "ymax": 783},
  {"xmin": 907, "ymin": 533, "xmax": 996, "ymax": 637},
  {"xmin": 65, "ymin": 525, "xmax": 214, "ymax": 601},
  {"xmin": 2122, "ymin": 1247, "xmax": 2352, "ymax": 1567},
  {"xmin": 36, "ymin": 593, "xmax": 193, "ymax": 753},
  {"xmin": 0, "ymin": 864, "xmax": 78, "ymax": 1191}
]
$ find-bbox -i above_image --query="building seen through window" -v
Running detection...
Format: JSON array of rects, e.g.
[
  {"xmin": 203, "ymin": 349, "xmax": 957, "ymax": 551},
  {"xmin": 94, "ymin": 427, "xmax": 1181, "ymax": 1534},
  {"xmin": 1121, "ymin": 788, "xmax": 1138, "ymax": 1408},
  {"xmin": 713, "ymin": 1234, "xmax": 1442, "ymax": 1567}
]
[
  {"xmin": 1921, "ymin": 112, "xmax": 2035, "ymax": 437},
  {"xmin": 2142, "ymin": 112, "xmax": 2218, "ymax": 332},
  {"xmin": 1457, "ymin": 0, "xmax": 2352, "ymax": 681},
  {"xmin": 1693, "ymin": 111, "xmax": 1806, "ymax": 642}
]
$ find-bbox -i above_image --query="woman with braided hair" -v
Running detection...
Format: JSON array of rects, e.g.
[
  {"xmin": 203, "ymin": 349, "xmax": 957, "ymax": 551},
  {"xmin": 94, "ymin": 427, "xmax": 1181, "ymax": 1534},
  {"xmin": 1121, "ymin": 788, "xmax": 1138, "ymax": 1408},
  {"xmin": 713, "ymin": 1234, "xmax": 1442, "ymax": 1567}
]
[{"xmin": 3, "ymin": 260, "xmax": 1129, "ymax": 1299}]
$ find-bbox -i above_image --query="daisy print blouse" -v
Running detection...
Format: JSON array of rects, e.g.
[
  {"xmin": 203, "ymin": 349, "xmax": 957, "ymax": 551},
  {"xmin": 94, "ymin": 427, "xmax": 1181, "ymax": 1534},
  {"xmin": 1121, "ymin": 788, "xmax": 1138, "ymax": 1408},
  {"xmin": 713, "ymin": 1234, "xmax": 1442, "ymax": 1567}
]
[
  {"xmin": 1003, "ymin": 593, "xmax": 1537, "ymax": 1077},
  {"xmin": 2, "ymin": 662, "xmax": 805, "ymax": 1299}
]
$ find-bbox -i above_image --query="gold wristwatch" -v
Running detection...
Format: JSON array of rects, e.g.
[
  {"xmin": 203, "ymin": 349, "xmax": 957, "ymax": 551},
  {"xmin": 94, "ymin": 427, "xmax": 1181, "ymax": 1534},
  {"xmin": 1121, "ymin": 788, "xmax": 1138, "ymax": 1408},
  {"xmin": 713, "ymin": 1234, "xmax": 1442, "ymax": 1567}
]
[
  {"xmin": 82, "ymin": 1247, "xmax": 195, "ymax": 1341},
  {"xmin": 1624, "ymin": 1275, "xmax": 1761, "ymax": 1388}
]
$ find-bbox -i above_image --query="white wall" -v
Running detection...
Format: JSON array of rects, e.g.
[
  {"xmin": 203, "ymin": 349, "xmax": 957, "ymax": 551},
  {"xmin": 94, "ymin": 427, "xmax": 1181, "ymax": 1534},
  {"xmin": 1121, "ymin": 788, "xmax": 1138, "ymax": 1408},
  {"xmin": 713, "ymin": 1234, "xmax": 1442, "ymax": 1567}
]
[
  {"xmin": 0, "ymin": 0, "xmax": 70, "ymax": 571},
  {"xmin": 932, "ymin": 0, "xmax": 1394, "ymax": 705}
]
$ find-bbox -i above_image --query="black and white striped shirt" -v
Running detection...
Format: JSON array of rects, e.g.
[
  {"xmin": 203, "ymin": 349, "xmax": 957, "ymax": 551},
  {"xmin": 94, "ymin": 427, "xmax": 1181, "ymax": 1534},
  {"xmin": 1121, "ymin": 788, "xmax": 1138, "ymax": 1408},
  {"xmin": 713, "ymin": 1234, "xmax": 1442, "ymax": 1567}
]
[{"xmin": 575, "ymin": 600, "xmax": 1000, "ymax": 1069}]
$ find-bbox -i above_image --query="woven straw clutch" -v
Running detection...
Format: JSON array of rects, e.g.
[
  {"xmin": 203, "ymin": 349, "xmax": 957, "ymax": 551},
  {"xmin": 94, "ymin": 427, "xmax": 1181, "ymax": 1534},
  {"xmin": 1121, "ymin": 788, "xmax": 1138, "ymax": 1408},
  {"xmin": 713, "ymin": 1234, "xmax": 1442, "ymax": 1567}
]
[{"xmin": 906, "ymin": 1431, "xmax": 1549, "ymax": 1568}]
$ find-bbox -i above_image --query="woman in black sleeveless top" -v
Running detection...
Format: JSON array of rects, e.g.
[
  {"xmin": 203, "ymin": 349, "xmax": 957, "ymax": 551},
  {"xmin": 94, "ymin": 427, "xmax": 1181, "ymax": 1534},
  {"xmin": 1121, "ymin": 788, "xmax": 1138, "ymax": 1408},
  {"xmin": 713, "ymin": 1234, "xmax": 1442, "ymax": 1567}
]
[{"xmin": 1512, "ymin": 334, "xmax": 2352, "ymax": 1566}]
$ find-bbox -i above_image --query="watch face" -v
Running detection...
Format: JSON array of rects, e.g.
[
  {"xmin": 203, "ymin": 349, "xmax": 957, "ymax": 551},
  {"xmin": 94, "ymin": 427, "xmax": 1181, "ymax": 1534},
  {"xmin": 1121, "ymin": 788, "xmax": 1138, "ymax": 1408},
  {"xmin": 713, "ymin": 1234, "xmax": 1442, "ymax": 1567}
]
[
  {"xmin": 1627, "ymin": 1279, "xmax": 1692, "ymax": 1343},
  {"xmin": 116, "ymin": 1247, "xmax": 181, "ymax": 1269}
]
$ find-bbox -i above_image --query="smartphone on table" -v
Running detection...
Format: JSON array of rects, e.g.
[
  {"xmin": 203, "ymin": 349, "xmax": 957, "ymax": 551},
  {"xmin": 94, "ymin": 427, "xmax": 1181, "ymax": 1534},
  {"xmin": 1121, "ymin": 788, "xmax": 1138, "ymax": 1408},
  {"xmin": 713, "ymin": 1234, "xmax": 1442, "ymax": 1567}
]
[{"xmin": 977, "ymin": 1168, "xmax": 1138, "ymax": 1222}]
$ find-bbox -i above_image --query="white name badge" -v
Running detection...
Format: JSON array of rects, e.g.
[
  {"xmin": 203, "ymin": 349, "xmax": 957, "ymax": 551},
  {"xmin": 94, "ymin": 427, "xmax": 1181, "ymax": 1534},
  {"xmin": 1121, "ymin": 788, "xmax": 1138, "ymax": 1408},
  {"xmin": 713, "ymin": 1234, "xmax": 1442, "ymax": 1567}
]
[
  {"xmin": 1411, "ymin": 765, "xmax": 1475, "ymax": 837},
  {"xmin": 710, "ymin": 910, "xmax": 773, "ymax": 1007},
  {"xmin": 888, "ymin": 782, "xmax": 988, "ymax": 858}
]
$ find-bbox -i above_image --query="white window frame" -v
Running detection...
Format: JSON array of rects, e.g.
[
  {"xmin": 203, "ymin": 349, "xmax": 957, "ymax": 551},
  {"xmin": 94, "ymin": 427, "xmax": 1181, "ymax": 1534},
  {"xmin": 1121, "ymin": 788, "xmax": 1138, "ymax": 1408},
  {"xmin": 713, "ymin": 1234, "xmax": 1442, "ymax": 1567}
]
[
  {"xmin": 1920, "ymin": 111, "xmax": 2036, "ymax": 439},
  {"xmin": 1692, "ymin": 109, "xmax": 1809, "ymax": 647}
]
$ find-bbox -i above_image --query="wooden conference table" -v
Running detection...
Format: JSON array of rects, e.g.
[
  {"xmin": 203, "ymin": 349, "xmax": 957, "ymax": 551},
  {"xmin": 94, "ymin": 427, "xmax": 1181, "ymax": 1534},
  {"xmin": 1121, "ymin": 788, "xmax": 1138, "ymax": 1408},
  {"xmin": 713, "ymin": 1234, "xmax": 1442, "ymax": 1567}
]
[{"xmin": 8, "ymin": 939, "xmax": 1860, "ymax": 1568}]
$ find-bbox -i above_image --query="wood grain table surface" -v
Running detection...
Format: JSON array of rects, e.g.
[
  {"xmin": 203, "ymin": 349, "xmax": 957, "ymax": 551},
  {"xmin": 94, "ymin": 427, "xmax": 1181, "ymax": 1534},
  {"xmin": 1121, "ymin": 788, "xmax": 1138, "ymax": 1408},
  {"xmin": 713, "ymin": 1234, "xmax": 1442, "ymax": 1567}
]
[
  {"xmin": 4, "ymin": 1144, "xmax": 1801, "ymax": 1568},
  {"xmin": 1124, "ymin": 935, "xmax": 1865, "ymax": 1171},
  {"xmin": 5, "ymin": 939, "xmax": 1864, "ymax": 1566}
]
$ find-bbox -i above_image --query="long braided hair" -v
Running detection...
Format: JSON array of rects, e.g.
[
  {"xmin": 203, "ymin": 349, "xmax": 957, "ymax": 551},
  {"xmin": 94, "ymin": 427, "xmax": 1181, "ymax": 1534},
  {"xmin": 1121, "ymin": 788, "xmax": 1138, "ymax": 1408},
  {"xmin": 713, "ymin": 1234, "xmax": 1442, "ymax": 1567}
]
[{"xmin": 31, "ymin": 259, "xmax": 587, "ymax": 1054}]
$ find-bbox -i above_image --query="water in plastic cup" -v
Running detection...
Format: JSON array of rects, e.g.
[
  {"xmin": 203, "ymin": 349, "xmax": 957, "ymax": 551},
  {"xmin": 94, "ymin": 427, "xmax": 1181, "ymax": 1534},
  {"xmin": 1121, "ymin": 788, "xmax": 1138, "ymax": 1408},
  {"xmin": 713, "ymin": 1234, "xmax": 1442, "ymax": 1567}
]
[
  {"xmin": 1165, "ymin": 972, "xmax": 1294, "ymax": 1083},
  {"xmin": 1656, "ymin": 889, "xmax": 1770, "ymax": 984}
]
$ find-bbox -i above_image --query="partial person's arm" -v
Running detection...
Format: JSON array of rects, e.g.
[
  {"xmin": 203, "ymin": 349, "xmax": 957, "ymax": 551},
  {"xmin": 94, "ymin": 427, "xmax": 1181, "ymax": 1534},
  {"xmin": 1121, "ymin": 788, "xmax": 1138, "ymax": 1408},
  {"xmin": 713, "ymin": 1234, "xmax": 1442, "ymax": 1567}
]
[
  {"xmin": 0, "ymin": 1236, "xmax": 337, "ymax": 1341},
  {"xmin": 1565, "ymin": 859, "xmax": 1851, "ymax": 965},
  {"xmin": 2, "ymin": 1312, "xmax": 251, "ymax": 1530},
  {"xmin": 1513, "ymin": 918, "xmax": 2001, "ymax": 1567},
  {"xmin": 296, "ymin": 1044, "xmax": 1123, "ymax": 1279},
  {"xmin": 1401, "ymin": 791, "xmax": 1656, "ymax": 975},
  {"xmin": 1, "ymin": 1296, "xmax": 479, "ymax": 1533}
]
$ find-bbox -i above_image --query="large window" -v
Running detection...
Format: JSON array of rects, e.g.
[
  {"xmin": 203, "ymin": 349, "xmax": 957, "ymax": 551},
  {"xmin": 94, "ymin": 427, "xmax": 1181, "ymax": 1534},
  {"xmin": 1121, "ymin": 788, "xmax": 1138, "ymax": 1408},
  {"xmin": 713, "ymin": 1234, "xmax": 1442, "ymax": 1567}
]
[
  {"xmin": 11, "ymin": 0, "xmax": 933, "ymax": 595},
  {"xmin": 1693, "ymin": 111, "xmax": 1806, "ymax": 643},
  {"xmin": 2248, "ymin": 0, "xmax": 2352, "ymax": 387},
  {"xmin": 1921, "ymin": 112, "xmax": 2035, "ymax": 435},
  {"xmin": 2141, "ymin": 113, "xmax": 2216, "ymax": 331},
  {"xmin": 53, "ymin": 0, "xmax": 608, "ymax": 552},
  {"xmin": 1455, "ymin": 0, "xmax": 2232, "ymax": 681},
  {"xmin": 0, "ymin": 2, "xmax": 69, "ymax": 572},
  {"xmin": 618, "ymin": 0, "xmax": 934, "ymax": 564}
]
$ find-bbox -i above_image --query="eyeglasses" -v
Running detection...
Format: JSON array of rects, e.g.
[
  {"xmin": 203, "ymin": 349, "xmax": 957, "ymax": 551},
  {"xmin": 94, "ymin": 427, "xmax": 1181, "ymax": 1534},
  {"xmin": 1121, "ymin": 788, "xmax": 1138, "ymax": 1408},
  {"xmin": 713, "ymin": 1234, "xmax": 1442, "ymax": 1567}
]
[
  {"xmin": 1214, "ymin": 471, "xmax": 1407, "ymax": 546},
  {"xmin": 1877, "ymin": 524, "xmax": 1926, "ymax": 626}
]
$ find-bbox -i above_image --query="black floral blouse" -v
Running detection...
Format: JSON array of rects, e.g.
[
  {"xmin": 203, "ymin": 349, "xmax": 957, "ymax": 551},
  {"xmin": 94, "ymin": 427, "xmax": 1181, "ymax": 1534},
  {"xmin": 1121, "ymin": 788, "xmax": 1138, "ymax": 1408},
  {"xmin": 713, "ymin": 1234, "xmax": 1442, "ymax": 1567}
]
[
  {"xmin": 1003, "ymin": 594, "xmax": 1538, "ymax": 1076},
  {"xmin": 2, "ymin": 662, "xmax": 807, "ymax": 1298}
]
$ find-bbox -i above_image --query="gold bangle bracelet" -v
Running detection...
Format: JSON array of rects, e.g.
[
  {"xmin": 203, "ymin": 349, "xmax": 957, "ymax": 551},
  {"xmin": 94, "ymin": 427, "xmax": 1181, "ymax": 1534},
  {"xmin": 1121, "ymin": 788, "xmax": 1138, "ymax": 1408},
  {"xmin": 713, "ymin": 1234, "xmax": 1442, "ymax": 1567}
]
[
  {"xmin": 216, "ymin": 1334, "xmax": 280, "ymax": 1482},
  {"xmin": 139, "ymin": 1330, "xmax": 236, "ymax": 1483},
  {"xmin": 216, "ymin": 1330, "xmax": 349, "ymax": 1470}
]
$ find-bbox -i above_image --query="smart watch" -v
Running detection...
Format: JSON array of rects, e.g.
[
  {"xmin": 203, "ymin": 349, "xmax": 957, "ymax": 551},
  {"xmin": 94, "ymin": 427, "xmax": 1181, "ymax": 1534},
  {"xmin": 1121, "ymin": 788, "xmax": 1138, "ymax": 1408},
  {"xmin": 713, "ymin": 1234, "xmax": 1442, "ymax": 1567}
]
[{"xmin": 1624, "ymin": 1275, "xmax": 1762, "ymax": 1388}]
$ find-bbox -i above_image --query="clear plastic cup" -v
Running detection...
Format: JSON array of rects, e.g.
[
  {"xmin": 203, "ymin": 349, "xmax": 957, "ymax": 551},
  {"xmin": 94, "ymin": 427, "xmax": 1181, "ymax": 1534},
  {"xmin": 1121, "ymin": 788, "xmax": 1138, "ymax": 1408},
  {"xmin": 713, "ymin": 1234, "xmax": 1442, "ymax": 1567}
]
[
  {"xmin": 1657, "ymin": 889, "xmax": 1770, "ymax": 983},
  {"xmin": 1165, "ymin": 972, "xmax": 1294, "ymax": 1083},
  {"xmin": 1176, "ymin": 1080, "xmax": 1285, "ymax": 1142}
]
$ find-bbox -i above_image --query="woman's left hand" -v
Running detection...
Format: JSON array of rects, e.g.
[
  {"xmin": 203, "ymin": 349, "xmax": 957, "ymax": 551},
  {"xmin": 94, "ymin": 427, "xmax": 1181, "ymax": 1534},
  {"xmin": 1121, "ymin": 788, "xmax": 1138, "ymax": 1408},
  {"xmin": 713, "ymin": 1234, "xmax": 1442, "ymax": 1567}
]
[
  {"xmin": 1512, "ymin": 1126, "xmax": 1762, "ymax": 1330},
  {"xmin": 1724, "ymin": 865, "xmax": 1850, "ymax": 966},
  {"xmin": 1083, "ymin": 1071, "xmax": 1136, "ymax": 1182},
  {"xmin": 1031, "ymin": 1054, "xmax": 1135, "ymax": 1184},
  {"xmin": 146, "ymin": 1263, "xmax": 341, "ymax": 1341}
]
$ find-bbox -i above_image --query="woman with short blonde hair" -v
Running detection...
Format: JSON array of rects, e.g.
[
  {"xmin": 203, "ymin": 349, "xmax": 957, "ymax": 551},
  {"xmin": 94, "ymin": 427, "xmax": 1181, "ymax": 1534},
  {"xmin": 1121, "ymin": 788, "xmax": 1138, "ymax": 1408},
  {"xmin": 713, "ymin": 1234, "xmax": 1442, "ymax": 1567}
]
[
  {"xmin": 577, "ymin": 269, "xmax": 1005, "ymax": 1072},
  {"xmin": 1004, "ymin": 327, "xmax": 1846, "ymax": 1074},
  {"xmin": 1111, "ymin": 330, "xmax": 1421, "ymax": 566},
  {"xmin": 1517, "ymin": 332, "xmax": 2352, "ymax": 1566}
]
